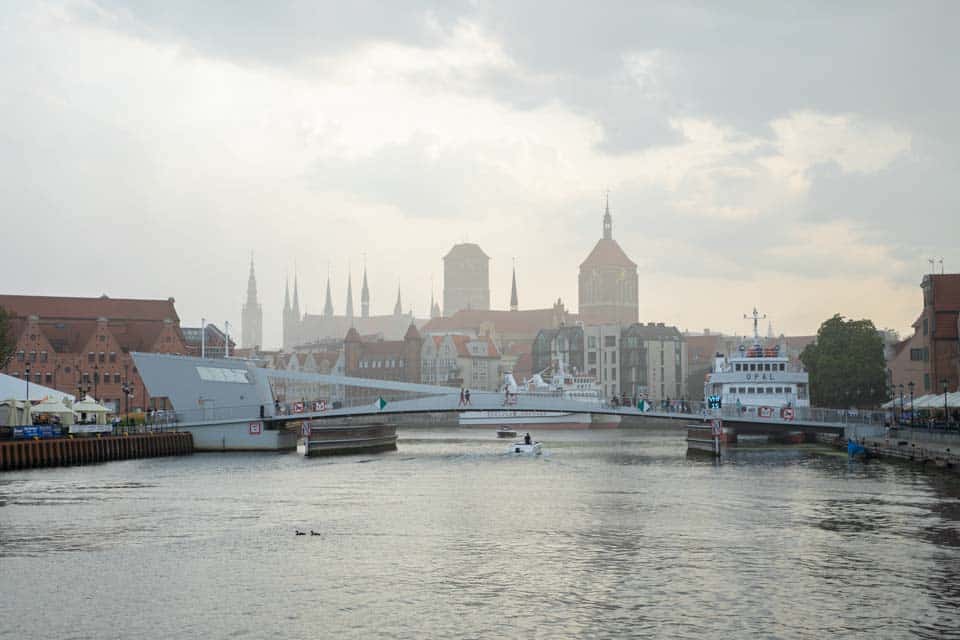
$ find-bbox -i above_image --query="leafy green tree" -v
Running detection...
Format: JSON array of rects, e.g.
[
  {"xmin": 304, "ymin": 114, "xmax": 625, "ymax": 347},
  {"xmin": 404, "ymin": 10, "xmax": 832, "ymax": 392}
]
[
  {"xmin": 800, "ymin": 314, "xmax": 888, "ymax": 409},
  {"xmin": 0, "ymin": 306, "xmax": 14, "ymax": 369}
]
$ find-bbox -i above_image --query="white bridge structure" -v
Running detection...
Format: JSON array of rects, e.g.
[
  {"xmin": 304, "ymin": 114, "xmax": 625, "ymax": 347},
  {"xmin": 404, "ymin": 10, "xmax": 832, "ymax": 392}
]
[{"xmin": 133, "ymin": 353, "xmax": 885, "ymax": 451}]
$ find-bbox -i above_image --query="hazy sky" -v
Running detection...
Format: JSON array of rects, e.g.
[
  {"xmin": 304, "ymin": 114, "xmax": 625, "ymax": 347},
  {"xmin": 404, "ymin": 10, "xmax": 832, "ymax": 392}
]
[{"xmin": 3, "ymin": 1, "xmax": 958, "ymax": 348}]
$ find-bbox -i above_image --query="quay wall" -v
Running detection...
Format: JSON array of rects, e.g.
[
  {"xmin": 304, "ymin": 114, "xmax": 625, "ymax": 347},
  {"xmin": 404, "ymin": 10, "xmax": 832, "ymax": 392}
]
[
  {"xmin": 0, "ymin": 432, "xmax": 193, "ymax": 472},
  {"xmin": 819, "ymin": 432, "xmax": 960, "ymax": 473}
]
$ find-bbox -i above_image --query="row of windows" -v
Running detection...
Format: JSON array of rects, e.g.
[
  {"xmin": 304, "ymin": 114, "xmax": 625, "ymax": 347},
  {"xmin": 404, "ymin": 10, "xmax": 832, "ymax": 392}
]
[
  {"xmin": 734, "ymin": 362, "xmax": 787, "ymax": 372},
  {"xmin": 10, "ymin": 371, "xmax": 127, "ymax": 384},
  {"xmin": 909, "ymin": 348, "xmax": 929, "ymax": 362},
  {"xmin": 727, "ymin": 386, "xmax": 793, "ymax": 395},
  {"xmin": 359, "ymin": 359, "xmax": 406, "ymax": 369}
]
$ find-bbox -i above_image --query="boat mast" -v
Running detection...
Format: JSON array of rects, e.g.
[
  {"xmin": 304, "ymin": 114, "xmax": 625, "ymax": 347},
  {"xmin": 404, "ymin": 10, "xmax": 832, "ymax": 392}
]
[{"xmin": 744, "ymin": 307, "xmax": 767, "ymax": 345}]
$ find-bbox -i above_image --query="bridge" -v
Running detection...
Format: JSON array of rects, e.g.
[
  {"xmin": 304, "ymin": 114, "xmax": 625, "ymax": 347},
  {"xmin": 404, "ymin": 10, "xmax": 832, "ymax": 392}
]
[{"xmin": 132, "ymin": 352, "xmax": 885, "ymax": 451}]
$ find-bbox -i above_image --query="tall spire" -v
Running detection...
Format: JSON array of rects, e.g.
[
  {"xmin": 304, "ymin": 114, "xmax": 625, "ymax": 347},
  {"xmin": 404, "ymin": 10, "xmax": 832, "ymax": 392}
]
[
  {"xmin": 283, "ymin": 275, "xmax": 290, "ymax": 312},
  {"xmin": 246, "ymin": 253, "xmax": 258, "ymax": 305},
  {"xmin": 510, "ymin": 260, "xmax": 518, "ymax": 312},
  {"xmin": 602, "ymin": 190, "xmax": 612, "ymax": 240},
  {"xmin": 292, "ymin": 272, "xmax": 300, "ymax": 319},
  {"xmin": 323, "ymin": 274, "xmax": 334, "ymax": 317},
  {"xmin": 345, "ymin": 269, "xmax": 354, "ymax": 321},
  {"xmin": 241, "ymin": 253, "xmax": 263, "ymax": 350},
  {"xmin": 393, "ymin": 285, "xmax": 403, "ymax": 316},
  {"xmin": 361, "ymin": 262, "xmax": 370, "ymax": 318}
]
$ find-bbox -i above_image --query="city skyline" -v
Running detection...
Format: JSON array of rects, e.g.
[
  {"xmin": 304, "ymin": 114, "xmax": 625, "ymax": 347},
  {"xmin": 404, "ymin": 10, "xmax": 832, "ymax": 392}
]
[{"xmin": 3, "ymin": 2, "xmax": 958, "ymax": 348}]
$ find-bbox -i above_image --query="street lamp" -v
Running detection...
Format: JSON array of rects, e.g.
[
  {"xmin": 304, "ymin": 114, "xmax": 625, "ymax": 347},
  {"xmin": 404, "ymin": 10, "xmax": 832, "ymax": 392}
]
[
  {"xmin": 943, "ymin": 379, "xmax": 950, "ymax": 429},
  {"xmin": 898, "ymin": 383, "xmax": 904, "ymax": 425},
  {"xmin": 908, "ymin": 381, "xmax": 915, "ymax": 428},
  {"xmin": 25, "ymin": 362, "xmax": 30, "ymax": 407}
]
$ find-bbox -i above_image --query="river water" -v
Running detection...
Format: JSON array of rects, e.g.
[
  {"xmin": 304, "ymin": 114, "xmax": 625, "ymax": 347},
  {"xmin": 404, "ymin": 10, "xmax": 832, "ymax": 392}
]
[{"xmin": 1, "ymin": 428, "xmax": 959, "ymax": 639}]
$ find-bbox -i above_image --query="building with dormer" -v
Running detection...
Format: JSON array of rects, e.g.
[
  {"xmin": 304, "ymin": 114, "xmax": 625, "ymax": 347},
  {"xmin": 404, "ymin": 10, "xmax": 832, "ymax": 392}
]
[
  {"xmin": 578, "ymin": 197, "xmax": 639, "ymax": 325},
  {"xmin": 0, "ymin": 294, "xmax": 188, "ymax": 412}
]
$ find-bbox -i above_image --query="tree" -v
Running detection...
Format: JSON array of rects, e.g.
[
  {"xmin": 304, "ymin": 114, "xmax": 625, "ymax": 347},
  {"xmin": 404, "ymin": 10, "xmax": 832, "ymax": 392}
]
[
  {"xmin": 800, "ymin": 314, "xmax": 888, "ymax": 409},
  {"xmin": 0, "ymin": 306, "xmax": 15, "ymax": 369}
]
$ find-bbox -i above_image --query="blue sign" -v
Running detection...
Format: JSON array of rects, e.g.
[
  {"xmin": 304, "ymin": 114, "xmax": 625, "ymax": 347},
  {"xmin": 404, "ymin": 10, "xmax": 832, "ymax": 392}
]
[{"xmin": 708, "ymin": 395, "xmax": 722, "ymax": 409}]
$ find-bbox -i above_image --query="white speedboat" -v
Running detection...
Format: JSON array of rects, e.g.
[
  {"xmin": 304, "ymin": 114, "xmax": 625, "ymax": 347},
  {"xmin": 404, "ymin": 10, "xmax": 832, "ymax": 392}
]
[{"xmin": 508, "ymin": 440, "xmax": 542, "ymax": 455}]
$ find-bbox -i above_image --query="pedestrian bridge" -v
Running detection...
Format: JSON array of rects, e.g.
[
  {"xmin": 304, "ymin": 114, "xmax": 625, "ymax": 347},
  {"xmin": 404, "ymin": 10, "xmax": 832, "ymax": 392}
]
[{"xmin": 131, "ymin": 352, "xmax": 883, "ymax": 451}]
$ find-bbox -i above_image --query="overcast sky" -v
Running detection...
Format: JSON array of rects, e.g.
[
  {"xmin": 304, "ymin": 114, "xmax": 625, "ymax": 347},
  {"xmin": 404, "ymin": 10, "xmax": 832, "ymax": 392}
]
[{"xmin": 3, "ymin": 1, "xmax": 958, "ymax": 348}]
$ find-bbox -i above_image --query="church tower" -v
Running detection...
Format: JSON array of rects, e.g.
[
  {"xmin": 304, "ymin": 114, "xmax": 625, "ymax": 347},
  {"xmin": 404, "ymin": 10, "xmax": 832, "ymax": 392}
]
[
  {"xmin": 443, "ymin": 243, "xmax": 490, "ymax": 317},
  {"xmin": 577, "ymin": 195, "xmax": 638, "ymax": 325},
  {"xmin": 241, "ymin": 255, "xmax": 263, "ymax": 349},
  {"xmin": 282, "ymin": 276, "xmax": 292, "ymax": 349},
  {"xmin": 393, "ymin": 286, "xmax": 403, "ymax": 316},
  {"xmin": 361, "ymin": 265, "xmax": 370, "ymax": 318},
  {"xmin": 510, "ymin": 263, "xmax": 519, "ymax": 312}
]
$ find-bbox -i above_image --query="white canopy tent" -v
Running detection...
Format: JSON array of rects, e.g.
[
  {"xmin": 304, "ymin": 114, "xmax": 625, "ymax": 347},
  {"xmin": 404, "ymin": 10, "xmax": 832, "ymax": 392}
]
[
  {"xmin": 73, "ymin": 396, "xmax": 110, "ymax": 425},
  {"xmin": 0, "ymin": 372, "xmax": 75, "ymax": 403},
  {"xmin": 30, "ymin": 397, "xmax": 75, "ymax": 426}
]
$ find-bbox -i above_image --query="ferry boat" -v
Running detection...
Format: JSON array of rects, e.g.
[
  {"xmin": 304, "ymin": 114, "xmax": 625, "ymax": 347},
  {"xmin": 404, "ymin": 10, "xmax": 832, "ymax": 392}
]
[
  {"xmin": 703, "ymin": 309, "xmax": 810, "ymax": 420},
  {"xmin": 459, "ymin": 362, "xmax": 620, "ymax": 429}
]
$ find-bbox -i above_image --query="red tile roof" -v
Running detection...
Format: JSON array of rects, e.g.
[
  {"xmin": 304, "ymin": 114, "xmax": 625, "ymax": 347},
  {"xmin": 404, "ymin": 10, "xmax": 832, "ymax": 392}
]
[
  {"xmin": 0, "ymin": 295, "xmax": 180, "ymax": 322},
  {"xmin": 580, "ymin": 239, "xmax": 636, "ymax": 268},
  {"xmin": 422, "ymin": 308, "xmax": 572, "ymax": 337}
]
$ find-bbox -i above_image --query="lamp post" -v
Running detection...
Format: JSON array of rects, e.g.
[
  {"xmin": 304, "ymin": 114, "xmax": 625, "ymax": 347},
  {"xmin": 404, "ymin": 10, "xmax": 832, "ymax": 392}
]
[
  {"xmin": 898, "ymin": 383, "xmax": 904, "ymax": 425},
  {"xmin": 93, "ymin": 364, "xmax": 99, "ymax": 402},
  {"xmin": 908, "ymin": 381, "xmax": 915, "ymax": 430},
  {"xmin": 25, "ymin": 362, "xmax": 30, "ymax": 406},
  {"xmin": 943, "ymin": 379, "xmax": 950, "ymax": 429}
]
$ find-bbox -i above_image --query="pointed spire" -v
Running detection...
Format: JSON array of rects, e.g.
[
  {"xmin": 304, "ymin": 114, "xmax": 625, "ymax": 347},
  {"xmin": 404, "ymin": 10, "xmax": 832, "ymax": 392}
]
[
  {"xmin": 283, "ymin": 275, "xmax": 290, "ymax": 312},
  {"xmin": 323, "ymin": 274, "xmax": 334, "ymax": 317},
  {"xmin": 345, "ymin": 269, "xmax": 354, "ymax": 320},
  {"xmin": 292, "ymin": 272, "xmax": 300, "ymax": 319},
  {"xmin": 603, "ymin": 190, "xmax": 612, "ymax": 240},
  {"xmin": 510, "ymin": 260, "xmax": 518, "ymax": 312},
  {"xmin": 394, "ymin": 285, "xmax": 403, "ymax": 316},
  {"xmin": 246, "ymin": 252, "xmax": 258, "ymax": 304},
  {"xmin": 361, "ymin": 261, "xmax": 370, "ymax": 319}
]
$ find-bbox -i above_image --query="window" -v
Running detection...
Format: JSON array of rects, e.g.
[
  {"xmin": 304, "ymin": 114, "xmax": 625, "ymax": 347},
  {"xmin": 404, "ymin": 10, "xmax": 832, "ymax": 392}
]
[
  {"xmin": 611, "ymin": 368, "xmax": 616, "ymax": 380},
  {"xmin": 923, "ymin": 318, "xmax": 929, "ymax": 336},
  {"xmin": 16, "ymin": 351, "xmax": 24, "ymax": 361},
  {"xmin": 604, "ymin": 336, "xmax": 616, "ymax": 347},
  {"xmin": 40, "ymin": 351, "xmax": 48, "ymax": 363},
  {"xmin": 98, "ymin": 352, "xmax": 105, "ymax": 363},
  {"xmin": 910, "ymin": 348, "xmax": 929, "ymax": 362},
  {"xmin": 83, "ymin": 373, "xmax": 90, "ymax": 383},
  {"xmin": 29, "ymin": 351, "xmax": 36, "ymax": 362},
  {"xmin": 45, "ymin": 373, "xmax": 52, "ymax": 384},
  {"xmin": 64, "ymin": 366, "xmax": 71, "ymax": 374},
  {"xmin": 114, "ymin": 373, "xmax": 121, "ymax": 383},
  {"xmin": 735, "ymin": 363, "xmax": 741, "ymax": 371},
  {"xmin": 779, "ymin": 364, "xmax": 785, "ymax": 371},
  {"xmin": 88, "ymin": 352, "xmax": 94, "ymax": 364},
  {"xmin": 588, "ymin": 336, "xmax": 597, "ymax": 349},
  {"xmin": 747, "ymin": 387, "xmax": 755, "ymax": 394},
  {"xmin": 775, "ymin": 387, "xmax": 783, "ymax": 393},
  {"xmin": 109, "ymin": 352, "xmax": 117, "ymax": 363},
  {"xmin": 924, "ymin": 373, "xmax": 930, "ymax": 391},
  {"xmin": 610, "ymin": 352, "xmax": 616, "ymax": 364},
  {"xmin": 764, "ymin": 363, "xmax": 771, "ymax": 371},
  {"xmin": 749, "ymin": 364, "xmax": 756, "ymax": 371}
]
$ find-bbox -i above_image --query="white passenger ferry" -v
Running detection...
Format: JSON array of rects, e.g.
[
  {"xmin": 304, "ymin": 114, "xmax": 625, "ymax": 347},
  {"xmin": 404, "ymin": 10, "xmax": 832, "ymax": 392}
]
[
  {"xmin": 704, "ymin": 310, "xmax": 810, "ymax": 419},
  {"xmin": 459, "ymin": 362, "xmax": 620, "ymax": 429}
]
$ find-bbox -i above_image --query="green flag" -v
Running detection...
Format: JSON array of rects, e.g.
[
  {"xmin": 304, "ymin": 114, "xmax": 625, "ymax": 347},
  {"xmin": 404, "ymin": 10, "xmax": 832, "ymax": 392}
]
[{"xmin": 374, "ymin": 396, "xmax": 387, "ymax": 410}]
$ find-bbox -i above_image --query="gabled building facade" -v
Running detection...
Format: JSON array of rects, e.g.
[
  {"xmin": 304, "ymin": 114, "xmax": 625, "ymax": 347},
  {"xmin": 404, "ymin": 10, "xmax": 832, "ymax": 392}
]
[{"xmin": 0, "ymin": 295, "xmax": 188, "ymax": 412}]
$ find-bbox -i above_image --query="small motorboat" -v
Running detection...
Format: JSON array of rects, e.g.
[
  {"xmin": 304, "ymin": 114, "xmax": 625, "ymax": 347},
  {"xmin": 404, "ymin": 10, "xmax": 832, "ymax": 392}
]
[
  {"xmin": 509, "ymin": 440, "xmax": 542, "ymax": 455},
  {"xmin": 496, "ymin": 427, "xmax": 517, "ymax": 438}
]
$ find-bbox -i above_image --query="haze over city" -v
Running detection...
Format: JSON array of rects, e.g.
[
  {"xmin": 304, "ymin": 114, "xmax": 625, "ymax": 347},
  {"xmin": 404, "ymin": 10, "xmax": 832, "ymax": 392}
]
[{"xmin": 4, "ymin": 2, "xmax": 958, "ymax": 348}]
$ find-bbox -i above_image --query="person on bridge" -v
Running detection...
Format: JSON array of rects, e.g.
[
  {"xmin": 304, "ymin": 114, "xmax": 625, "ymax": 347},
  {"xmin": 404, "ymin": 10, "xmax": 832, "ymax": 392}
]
[
  {"xmin": 465, "ymin": 389, "xmax": 471, "ymax": 405},
  {"xmin": 459, "ymin": 388, "xmax": 465, "ymax": 407},
  {"xmin": 524, "ymin": 432, "xmax": 531, "ymax": 445}
]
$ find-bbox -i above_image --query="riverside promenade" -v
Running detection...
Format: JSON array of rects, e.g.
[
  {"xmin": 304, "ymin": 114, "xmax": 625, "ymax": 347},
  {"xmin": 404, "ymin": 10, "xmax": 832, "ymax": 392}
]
[{"xmin": 835, "ymin": 427, "xmax": 960, "ymax": 472}]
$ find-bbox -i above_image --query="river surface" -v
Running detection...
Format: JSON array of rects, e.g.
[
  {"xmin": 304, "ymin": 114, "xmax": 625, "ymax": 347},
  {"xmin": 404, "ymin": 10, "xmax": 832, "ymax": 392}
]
[{"xmin": 1, "ymin": 428, "xmax": 959, "ymax": 639}]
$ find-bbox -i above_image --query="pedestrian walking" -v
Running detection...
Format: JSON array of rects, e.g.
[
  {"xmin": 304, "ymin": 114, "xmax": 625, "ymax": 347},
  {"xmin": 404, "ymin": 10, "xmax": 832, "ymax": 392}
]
[
  {"xmin": 465, "ymin": 389, "xmax": 472, "ymax": 406},
  {"xmin": 459, "ymin": 388, "xmax": 465, "ymax": 407}
]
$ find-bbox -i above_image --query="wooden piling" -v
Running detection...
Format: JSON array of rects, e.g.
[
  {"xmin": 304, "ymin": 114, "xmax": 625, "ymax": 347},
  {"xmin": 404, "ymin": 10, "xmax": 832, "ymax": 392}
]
[{"xmin": 0, "ymin": 433, "xmax": 194, "ymax": 472}]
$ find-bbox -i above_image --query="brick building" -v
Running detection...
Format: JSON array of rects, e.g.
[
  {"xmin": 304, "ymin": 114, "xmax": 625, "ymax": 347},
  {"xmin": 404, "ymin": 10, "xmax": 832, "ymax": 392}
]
[
  {"xmin": 343, "ymin": 324, "xmax": 423, "ymax": 402},
  {"xmin": 578, "ymin": 198, "xmax": 639, "ymax": 326},
  {"xmin": 0, "ymin": 295, "xmax": 189, "ymax": 412},
  {"xmin": 890, "ymin": 274, "xmax": 960, "ymax": 394}
]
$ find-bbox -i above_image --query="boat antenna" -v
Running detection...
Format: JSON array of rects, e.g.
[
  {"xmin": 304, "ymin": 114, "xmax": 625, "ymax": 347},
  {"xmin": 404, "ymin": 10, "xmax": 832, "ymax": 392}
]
[{"xmin": 744, "ymin": 308, "xmax": 766, "ymax": 343}]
